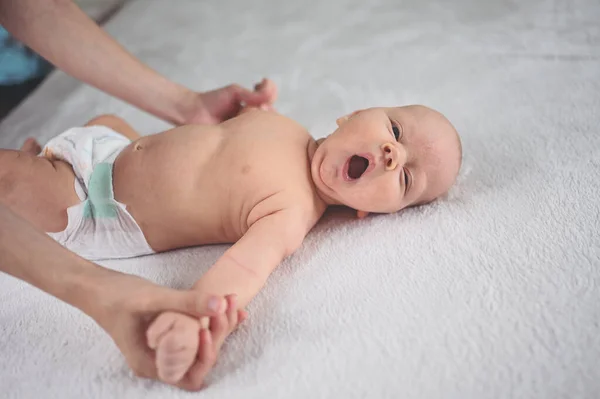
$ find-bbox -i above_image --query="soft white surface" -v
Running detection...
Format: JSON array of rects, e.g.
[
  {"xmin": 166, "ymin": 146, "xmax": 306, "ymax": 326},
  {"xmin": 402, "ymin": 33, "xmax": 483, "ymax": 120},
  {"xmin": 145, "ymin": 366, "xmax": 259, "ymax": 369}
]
[{"xmin": 1, "ymin": 0, "xmax": 599, "ymax": 398}]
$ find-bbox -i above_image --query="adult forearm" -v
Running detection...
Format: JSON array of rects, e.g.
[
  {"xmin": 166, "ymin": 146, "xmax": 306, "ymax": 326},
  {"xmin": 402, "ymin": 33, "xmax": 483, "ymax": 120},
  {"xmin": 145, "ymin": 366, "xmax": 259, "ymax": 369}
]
[
  {"xmin": 0, "ymin": 0, "xmax": 192, "ymax": 124},
  {"xmin": 0, "ymin": 204, "xmax": 107, "ymax": 316}
]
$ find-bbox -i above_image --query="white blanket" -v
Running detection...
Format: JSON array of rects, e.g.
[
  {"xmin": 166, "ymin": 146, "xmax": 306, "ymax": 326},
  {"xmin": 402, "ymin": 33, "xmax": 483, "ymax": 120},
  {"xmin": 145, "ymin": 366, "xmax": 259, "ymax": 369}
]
[{"xmin": 1, "ymin": 0, "xmax": 599, "ymax": 398}]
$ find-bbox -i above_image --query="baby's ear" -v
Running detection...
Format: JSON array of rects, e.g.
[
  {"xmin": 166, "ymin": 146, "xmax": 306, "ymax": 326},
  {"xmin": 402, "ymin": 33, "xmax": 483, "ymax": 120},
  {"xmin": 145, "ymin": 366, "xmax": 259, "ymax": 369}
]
[
  {"xmin": 356, "ymin": 210, "xmax": 369, "ymax": 219},
  {"xmin": 336, "ymin": 109, "xmax": 364, "ymax": 127}
]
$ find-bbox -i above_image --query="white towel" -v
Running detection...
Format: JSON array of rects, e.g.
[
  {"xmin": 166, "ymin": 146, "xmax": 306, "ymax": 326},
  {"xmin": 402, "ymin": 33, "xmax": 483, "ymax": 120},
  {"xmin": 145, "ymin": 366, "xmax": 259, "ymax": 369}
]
[{"xmin": 1, "ymin": 0, "xmax": 599, "ymax": 398}]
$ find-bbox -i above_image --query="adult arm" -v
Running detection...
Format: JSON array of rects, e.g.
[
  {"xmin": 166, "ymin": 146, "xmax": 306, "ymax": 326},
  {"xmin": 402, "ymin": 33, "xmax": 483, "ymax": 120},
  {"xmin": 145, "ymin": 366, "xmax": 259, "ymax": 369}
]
[
  {"xmin": 0, "ymin": 0, "xmax": 275, "ymax": 125},
  {"xmin": 0, "ymin": 203, "xmax": 226, "ymax": 381}
]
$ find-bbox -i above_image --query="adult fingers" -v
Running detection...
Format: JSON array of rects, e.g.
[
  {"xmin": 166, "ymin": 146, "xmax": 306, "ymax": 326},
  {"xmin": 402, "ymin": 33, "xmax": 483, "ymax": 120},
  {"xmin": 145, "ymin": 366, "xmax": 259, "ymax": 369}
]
[{"xmin": 176, "ymin": 328, "xmax": 216, "ymax": 391}]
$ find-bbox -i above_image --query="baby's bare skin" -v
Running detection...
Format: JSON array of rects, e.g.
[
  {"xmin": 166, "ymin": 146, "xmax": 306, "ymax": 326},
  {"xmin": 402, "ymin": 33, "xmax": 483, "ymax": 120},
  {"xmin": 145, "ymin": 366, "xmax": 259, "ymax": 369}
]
[
  {"xmin": 114, "ymin": 110, "xmax": 327, "ymax": 383},
  {"xmin": 0, "ymin": 146, "xmax": 80, "ymax": 233},
  {"xmin": 0, "ymin": 93, "xmax": 462, "ymax": 386},
  {"xmin": 113, "ymin": 110, "xmax": 326, "ymax": 253}
]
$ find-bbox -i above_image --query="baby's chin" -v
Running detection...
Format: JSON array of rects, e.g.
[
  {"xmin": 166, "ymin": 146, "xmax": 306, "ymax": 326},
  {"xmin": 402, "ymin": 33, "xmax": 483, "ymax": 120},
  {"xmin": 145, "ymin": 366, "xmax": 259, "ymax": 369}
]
[{"xmin": 315, "ymin": 137, "xmax": 327, "ymax": 146}]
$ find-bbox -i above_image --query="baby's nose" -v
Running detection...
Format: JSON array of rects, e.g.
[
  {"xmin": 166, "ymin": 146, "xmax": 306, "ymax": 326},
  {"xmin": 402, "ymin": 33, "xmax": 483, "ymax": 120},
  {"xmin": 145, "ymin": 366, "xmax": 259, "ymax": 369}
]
[{"xmin": 382, "ymin": 142, "xmax": 399, "ymax": 171}]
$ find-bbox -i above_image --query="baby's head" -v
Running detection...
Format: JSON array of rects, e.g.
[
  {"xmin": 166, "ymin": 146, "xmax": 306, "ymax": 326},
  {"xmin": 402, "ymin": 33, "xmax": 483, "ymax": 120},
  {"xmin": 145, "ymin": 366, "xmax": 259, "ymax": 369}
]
[{"xmin": 310, "ymin": 105, "xmax": 461, "ymax": 217}]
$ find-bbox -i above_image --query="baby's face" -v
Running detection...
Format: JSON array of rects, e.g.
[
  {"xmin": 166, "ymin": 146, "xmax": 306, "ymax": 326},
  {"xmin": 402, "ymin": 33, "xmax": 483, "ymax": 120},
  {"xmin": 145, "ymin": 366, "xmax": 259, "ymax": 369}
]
[{"xmin": 310, "ymin": 105, "xmax": 461, "ymax": 215}]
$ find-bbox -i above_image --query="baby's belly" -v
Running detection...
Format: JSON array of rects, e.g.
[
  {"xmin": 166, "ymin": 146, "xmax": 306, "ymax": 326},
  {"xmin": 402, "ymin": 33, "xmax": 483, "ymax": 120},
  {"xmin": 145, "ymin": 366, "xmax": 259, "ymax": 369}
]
[{"xmin": 112, "ymin": 133, "xmax": 230, "ymax": 251}]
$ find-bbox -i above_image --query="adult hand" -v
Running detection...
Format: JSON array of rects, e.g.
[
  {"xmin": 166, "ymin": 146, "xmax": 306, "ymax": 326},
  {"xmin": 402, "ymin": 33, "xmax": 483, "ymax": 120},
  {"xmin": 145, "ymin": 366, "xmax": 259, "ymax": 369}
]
[
  {"xmin": 89, "ymin": 270, "xmax": 227, "ymax": 384},
  {"xmin": 0, "ymin": 1, "xmax": 278, "ymax": 128},
  {"xmin": 180, "ymin": 294, "xmax": 247, "ymax": 391},
  {"xmin": 0, "ymin": 197, "xmax": 230, "ymax": 390},
  {"xmin": 145, "ymin": 294, "xmax": 248, "ymax": 390},
  {"xmin": 179, "ymin": 78, "xmax": 278, "ymax": 125}
]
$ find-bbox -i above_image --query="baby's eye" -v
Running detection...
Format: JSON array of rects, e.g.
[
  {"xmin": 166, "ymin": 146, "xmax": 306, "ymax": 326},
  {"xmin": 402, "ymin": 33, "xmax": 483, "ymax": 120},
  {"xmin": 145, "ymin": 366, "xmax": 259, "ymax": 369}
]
[{"xmin": 392, "ymin": 123, "xmax": 401, "ymax": 141}]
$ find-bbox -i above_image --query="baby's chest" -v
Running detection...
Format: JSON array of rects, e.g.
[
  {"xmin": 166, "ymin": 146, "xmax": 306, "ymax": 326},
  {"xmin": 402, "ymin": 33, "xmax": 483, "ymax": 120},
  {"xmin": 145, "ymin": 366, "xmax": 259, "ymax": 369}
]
[
  {"xmin": 235, "ymin": 155, "xmax": 312, "ymax": 203},
  {"xmin": 229, "ymin": 135, "xmax": 311, "ymax": 187}
]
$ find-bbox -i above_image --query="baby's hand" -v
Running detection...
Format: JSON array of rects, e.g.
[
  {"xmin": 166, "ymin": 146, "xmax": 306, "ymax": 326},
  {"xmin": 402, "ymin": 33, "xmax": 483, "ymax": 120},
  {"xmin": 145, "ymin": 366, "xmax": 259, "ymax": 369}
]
[{"xmin": 146, "ymin": 294, "xmax": 246, "ymax": 390}]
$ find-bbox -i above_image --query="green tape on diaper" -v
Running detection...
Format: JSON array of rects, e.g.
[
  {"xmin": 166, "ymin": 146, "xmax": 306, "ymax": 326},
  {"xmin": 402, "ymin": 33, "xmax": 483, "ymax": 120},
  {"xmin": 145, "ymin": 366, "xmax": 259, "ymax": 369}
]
[{"xmin": 83, "ymin": 163, "xmax": 118, "ymax": 219}]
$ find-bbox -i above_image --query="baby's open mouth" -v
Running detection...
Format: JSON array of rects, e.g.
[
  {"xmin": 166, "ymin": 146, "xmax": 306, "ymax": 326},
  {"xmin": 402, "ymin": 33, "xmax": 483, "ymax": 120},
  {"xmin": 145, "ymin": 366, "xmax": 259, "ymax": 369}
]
[{"xmin": 347, "ymin": 155, "xmax": 369, "ymax": 180}]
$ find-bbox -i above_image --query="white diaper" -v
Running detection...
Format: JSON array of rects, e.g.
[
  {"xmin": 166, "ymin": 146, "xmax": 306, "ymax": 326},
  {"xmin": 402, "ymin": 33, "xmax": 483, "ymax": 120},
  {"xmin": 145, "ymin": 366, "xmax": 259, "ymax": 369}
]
[{"xmin": 42, "ymin": 125, "xmax": 154, "ymax": 260}]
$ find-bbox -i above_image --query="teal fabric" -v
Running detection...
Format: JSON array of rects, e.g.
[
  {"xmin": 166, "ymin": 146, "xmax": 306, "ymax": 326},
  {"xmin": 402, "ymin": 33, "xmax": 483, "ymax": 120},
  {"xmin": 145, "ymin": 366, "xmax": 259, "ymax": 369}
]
[
  {"xmin": 83, "ymin": 163, "xmax": 118, "ymax": 219},
  {"xmin": 0, "ymin": 25, "xmax": 51, "ymax": 85}
]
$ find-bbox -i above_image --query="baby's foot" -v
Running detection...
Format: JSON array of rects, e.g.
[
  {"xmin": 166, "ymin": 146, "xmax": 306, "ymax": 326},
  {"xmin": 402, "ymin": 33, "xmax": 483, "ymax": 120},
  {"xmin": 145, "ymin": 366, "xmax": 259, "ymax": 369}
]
[
  {"xmin": 146, "ymin": 311, "xmax": 201, "ymax": 384},
  {"xmin": 20, "ymin": 138, "xmax": 41, "ymax": 155}
]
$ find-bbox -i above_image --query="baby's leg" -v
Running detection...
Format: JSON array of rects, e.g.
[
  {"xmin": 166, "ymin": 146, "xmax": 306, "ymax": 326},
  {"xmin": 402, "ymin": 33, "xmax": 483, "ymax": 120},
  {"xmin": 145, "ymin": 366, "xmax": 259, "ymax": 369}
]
[
  {"xmin": 1, "ymin": 114, "xmax": 138, "ymax": 232},
  {"xmin": 146, "ymin": 312, "xmax": 201, "ymax": 384},
  {"xmin": 0, "ymin": 147, "xmax": 80, "ymax": 232},
  {"xmin": 85, "ymin": 114, "xmax": 141, "ymax": 141}
]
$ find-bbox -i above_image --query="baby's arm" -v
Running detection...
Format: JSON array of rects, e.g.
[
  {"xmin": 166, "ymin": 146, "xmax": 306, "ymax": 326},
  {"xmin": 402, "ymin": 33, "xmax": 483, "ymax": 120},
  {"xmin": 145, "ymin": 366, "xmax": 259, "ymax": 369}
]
[
  {"xmin": 194, "ymin": 209, "xmax": 306, "ymax": 308},
  {"xmin": 146, "ymin": 209, "xmax": 307, "ymax": 387}
]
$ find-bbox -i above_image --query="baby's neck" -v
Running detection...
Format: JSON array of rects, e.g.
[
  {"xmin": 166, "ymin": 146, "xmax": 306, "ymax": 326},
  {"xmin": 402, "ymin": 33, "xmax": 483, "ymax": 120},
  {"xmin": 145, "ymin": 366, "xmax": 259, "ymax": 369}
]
[{"xmin": 307, "ymin": 138, "xmax": 338, "ymax": 207}]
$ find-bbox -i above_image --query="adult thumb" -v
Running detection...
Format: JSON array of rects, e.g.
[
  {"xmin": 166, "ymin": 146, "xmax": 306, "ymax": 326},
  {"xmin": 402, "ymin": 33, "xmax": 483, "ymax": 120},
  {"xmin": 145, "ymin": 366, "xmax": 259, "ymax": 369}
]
[
  {"xmin": 238, "ymin": 90, "xmax": 271, "ymax": 106},
  {"xmin": 150, "ymin": 288, "xmax": 227, "ymax": 318}
]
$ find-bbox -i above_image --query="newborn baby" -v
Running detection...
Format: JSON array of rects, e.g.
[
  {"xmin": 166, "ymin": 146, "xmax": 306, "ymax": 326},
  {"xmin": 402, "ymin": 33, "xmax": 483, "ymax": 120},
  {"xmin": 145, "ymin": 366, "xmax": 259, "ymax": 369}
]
[{"xmin": 0, "ymin": 80, "xmax": 462, "ymax": 386}]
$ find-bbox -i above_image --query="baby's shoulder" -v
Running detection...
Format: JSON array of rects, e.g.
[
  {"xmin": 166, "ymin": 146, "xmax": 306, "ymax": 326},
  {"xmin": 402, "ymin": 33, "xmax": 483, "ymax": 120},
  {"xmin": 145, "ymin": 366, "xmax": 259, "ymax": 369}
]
[
  {"xmin": 248, "ymin": 186, "xmax": 325, "ymax": 231},
  {"xmin": 228, "ymin": 110, "xmax": 311, "ymax": 139},
  {"xmin": 282, "ymin": 186, "xmax": 327, "ymax": 228}
]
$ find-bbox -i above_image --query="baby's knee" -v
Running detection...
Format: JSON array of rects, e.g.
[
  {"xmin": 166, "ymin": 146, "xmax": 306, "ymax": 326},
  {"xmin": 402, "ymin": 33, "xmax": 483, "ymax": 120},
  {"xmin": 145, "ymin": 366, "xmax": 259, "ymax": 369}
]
[
  {"xmin": 85, "ymin": 114, "xmax": 122, "ymax": 128},
  {"xmin": 84, "ymin": 114, "xmax": 140, "ymax": 141}
]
